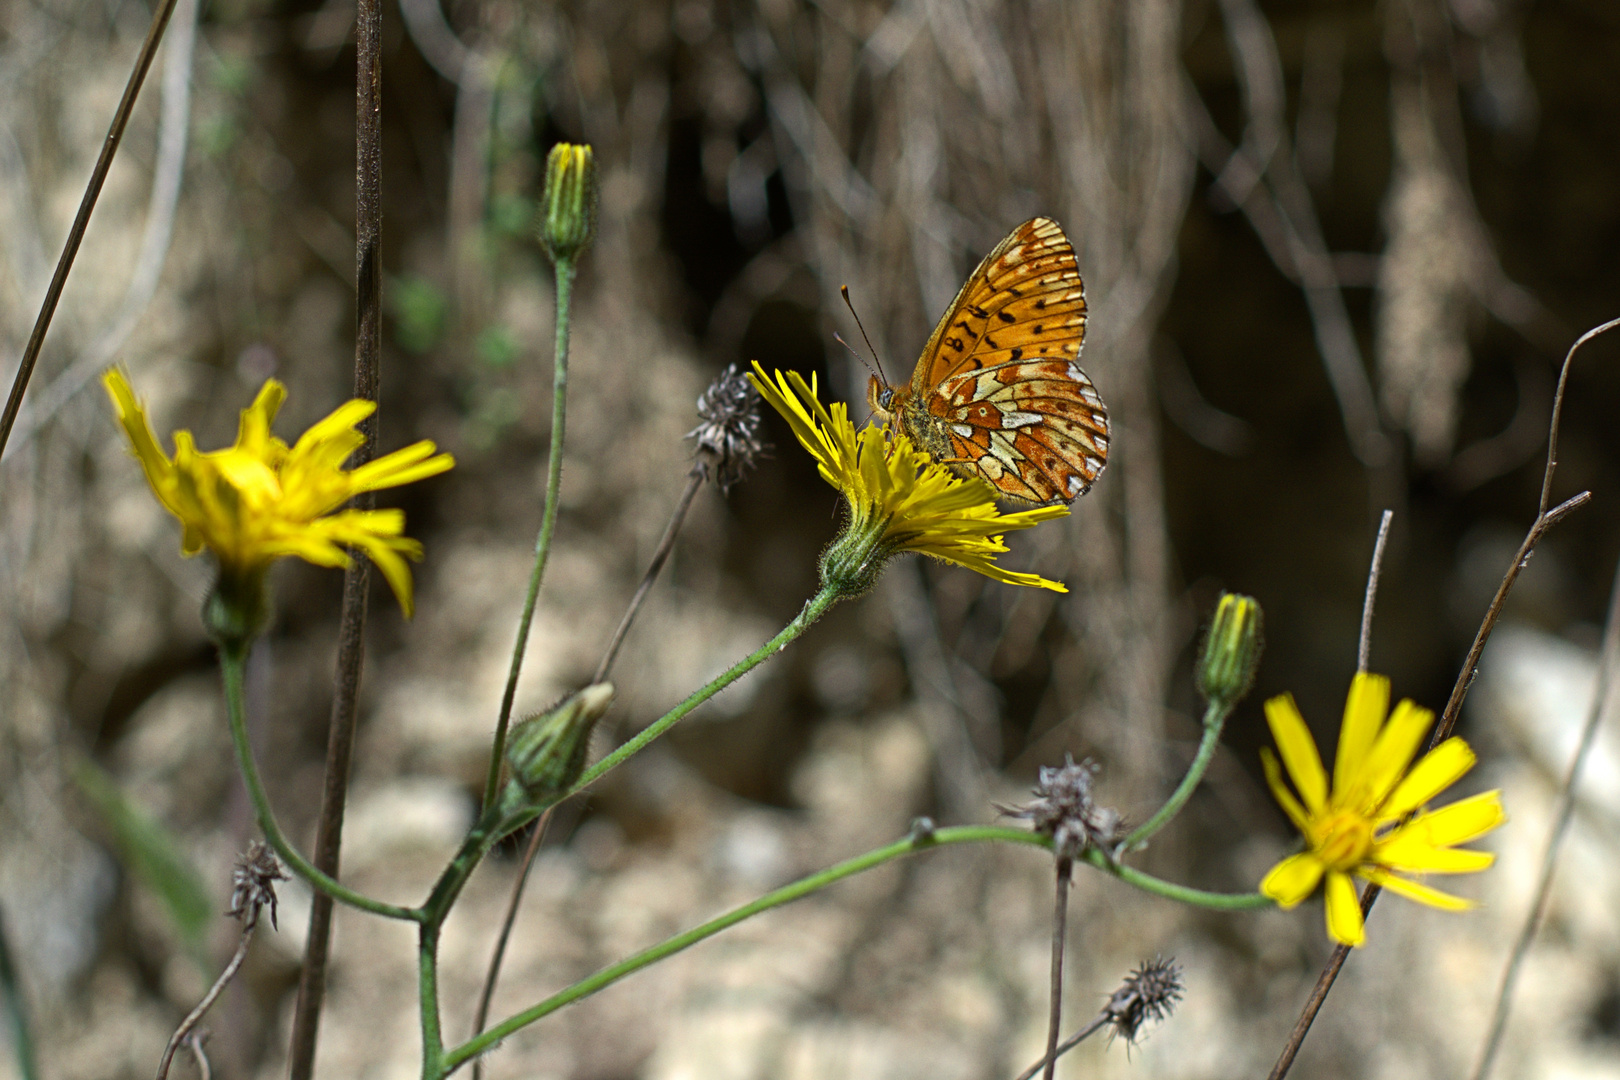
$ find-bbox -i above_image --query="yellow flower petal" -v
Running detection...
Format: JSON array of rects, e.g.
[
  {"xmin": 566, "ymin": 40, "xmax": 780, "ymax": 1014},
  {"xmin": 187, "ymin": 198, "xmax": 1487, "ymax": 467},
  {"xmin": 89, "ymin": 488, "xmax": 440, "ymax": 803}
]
[
  {"xmin": 1358, "ymin": 699, "xmax": 1435, "ymax": 813},
  {"xmin": 1324, "ymin": 871, "xmax": 1366, "ymax": 947},
  {"xmin": 1260, "ymin": 748, "xmax": 1312, "ymax": 834},
  {"xmin": 1396, "ymin": 790, "xmax": 1507, "ymax": 846},
  {"xmin": 1333, "ymin": 672, "xmax": 1389, "ymax": 799},
  {"xmin": 1373, "ymin": 835, "xmax": 1495, "ymax": 874},
  {"xmin": 1260, "ymin": 851, "xmax": 1325, "ymax": 908},
  {"xmin": 1265, "ymin": 694, "xmax": 1327, "ymax": 814},
  {"xmin": 1384, "ymin": 737, "xmax": 1477, "ymax": 819},
  {"xmin": 1358, "ymin": 867, "xmax": 1476, "ymax": 911}
]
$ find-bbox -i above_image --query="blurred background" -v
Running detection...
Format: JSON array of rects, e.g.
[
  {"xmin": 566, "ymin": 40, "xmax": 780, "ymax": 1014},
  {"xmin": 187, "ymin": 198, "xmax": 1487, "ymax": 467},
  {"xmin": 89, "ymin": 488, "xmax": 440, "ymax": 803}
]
[{"xmin": 3, "ymin": 0, "xmax": 1620, "ymax": 1077}]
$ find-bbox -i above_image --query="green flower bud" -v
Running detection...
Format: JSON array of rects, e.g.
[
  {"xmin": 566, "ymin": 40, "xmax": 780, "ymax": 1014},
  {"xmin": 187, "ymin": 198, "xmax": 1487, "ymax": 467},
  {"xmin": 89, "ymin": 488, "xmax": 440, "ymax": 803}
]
[
  {"xmin": 1196, "ymin": 593, "xmax": 1263, "ymax": 709},
  {"xmin": 505, "ymin": 683, "xmax": 614, "ymax": 806},
  {"xmin": 537, "ymin": 143, "xmax": 598, "ymax": 263},
  {"xmin": 817, "ymin": 512, "xmax": 893, "ymax": 600}
]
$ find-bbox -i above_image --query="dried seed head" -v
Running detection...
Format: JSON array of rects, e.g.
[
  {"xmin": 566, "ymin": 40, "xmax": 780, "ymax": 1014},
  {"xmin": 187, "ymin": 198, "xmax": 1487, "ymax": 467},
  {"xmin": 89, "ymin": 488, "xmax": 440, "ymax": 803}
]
[
  {"xmin": 228, "ymin": 841, "xmax": 288, "ymax": 928},
  {"xmin": 1003, "ymin": 755, "xmax": 1124, "ymax": 860},
  {"xmin": 1104, "ymin": 958, "xmax": 1183, "ymax": 1045},
  {"xmin": 687, "ymin": 364, "xmax": 767, "ymax": 493}
]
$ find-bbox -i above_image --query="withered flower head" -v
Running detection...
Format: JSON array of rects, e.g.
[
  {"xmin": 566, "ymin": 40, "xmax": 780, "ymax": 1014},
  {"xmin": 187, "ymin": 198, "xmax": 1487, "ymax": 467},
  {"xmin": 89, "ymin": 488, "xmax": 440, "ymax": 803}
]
[
  {"xmin": 228, "ymin": 841, "xmax": 289, "ymax": 928},
  {"xmin": 1004, "ymin": 755, "xmax": 1124, "ymax": 860},
  {"xmin": 1104, "ymin": 958, "xmax": 1183, "ymax": 1045},
  {"xmin": 688, "ymin": 364, "xmax": 767, "ymax": 493}
]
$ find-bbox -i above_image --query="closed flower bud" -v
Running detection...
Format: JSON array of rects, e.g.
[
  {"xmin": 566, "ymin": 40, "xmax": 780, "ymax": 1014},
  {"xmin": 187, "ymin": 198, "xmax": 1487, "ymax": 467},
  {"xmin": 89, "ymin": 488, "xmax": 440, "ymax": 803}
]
[
  {"xmin": 505, "ymin": 683, "xmax": 614, "ymax": 806},
  {"xmin": 538, "ymin": 143, "xmax": 598, "ymax": 263},
  {"xmin": 1196, "ymin": 592, "xmax": 1263, "ymax": 708}
]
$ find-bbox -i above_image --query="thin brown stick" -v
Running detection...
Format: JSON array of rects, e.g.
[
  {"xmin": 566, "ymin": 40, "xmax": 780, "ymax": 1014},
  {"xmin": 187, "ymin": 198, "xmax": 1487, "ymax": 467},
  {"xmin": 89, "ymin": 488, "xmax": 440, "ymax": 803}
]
[
  {"xmin": 182, "ymin": 1033, "xmax": 211, "ymax": 1080},
  {"xmin": 1358, "ymin": 511, "xmax": 1394, "ymax": 673},
  {"xmin": 1472, "ymin": 561, "xmax": 1620, "ymax": 1080},
  {"xmin": 1013, "ymin": 1015, "xmax": 1109, "ymax": 1080},
  {"xmin": 1041, "ymin": 857, "xmax": 1073, "ymax": 1080},
  {"xmin": 1267, "ymin": 317, "xmax": 1618, "ymax": 1080},
  {"xmin": 286, "ymin": 1, "xmax": 385, "ymax": 1076},
  {"xmin": 593, "ymin": 468, "xmax": 704, "ymax": 685},
  {"xmin": 154, "ymin": 915, "xmax": 256, "ymax": 1080},
  {"xmin": 0, "ymin": 0, "xmax": 183, "ymax": 462},
  {"xmin": 467, "ymin": 807, "xmax": 555, "ymax": 1080}
]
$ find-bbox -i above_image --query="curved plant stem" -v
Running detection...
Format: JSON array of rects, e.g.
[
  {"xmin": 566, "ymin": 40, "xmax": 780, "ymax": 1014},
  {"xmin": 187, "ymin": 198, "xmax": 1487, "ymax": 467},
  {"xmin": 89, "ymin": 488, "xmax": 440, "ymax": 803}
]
[
  {"xmin": 482, "ymin": 255, "xmax": 578, "ymax": 814},
  {"xmin": 1122, "ymin": 697, "xmax": 1231, "ymax": 851},
  {"xmin": 573, "ymin": 586, "xmax": 842, "ymax": 794},
  {"xmin": 443, "ymin": 825, "xmax": 1268, "ymax": 1073},
  {"xmin": 219, "ymin": 644, "xmax": 419, "ymax": 922},
  {"xmin": 155, "ymin": 909, "xmax": 258, "ymax": 1080}
]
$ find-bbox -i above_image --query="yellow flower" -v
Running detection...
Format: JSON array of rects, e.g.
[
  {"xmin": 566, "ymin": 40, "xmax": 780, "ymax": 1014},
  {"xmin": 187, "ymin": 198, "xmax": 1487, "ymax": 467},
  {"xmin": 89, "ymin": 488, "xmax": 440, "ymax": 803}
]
[
  {"xmin": 747, "ymin": 362, "xmax": 1067, "ymax": 594},
  {"xmin": 1259, "ymin": 672, "xmax": 1506, "ymax": 947},
  {"xmin": 103, "ymin": 369, "xmax": 453, "ymax": 619}
]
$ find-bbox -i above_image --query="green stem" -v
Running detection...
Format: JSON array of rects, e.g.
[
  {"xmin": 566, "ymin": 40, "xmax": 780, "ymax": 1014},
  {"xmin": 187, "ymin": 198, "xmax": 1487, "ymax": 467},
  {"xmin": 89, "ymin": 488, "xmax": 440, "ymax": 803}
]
[
  {"xmin": 0, "ymin": 906, "xmax": 37, "ymax": 1080},
  {"xmin": 419, "ymin": 923, "xmax": 444, "ymax": 1080},
  {"xmin": 1081, "ymin": 847, "xmax": 1271, "ymax": 909},
  {"xmin": 573, "ymin": 585, "xmax": 841, "ymax": 792},
  {"xmin": 482, "ymin": 255, "xmax": 578, "ymax": 814},
  {"xmin": 1122, "ymin": 698, "xmax": 1232, "ymax": 852},
  {"xmin": 442, "ymin": 825, "xmax": 1268, "ymax": 1072},
  {"xmin": 219, "ymin": 644, "xmax": 420, "ymax": 922}
]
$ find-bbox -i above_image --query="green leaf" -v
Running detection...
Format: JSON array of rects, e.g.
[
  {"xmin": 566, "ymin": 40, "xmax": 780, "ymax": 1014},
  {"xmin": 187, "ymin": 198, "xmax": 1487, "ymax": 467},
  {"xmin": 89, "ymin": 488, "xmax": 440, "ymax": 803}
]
[{"xmin": 70, "ymin": 759, "xmax": 213, "ymax": 961}]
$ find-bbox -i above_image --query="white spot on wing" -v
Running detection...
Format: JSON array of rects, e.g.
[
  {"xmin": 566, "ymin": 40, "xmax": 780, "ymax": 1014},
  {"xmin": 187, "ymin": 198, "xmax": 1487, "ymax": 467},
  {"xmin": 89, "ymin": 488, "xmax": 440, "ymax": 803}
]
[
  {"xmin": 1001, "ymin": 411, "xmax": 1041, "ymax": 429},
  {"xmin": 951, "ymin": 424, "xmax": 973, "ymax": 438},
  {"xmin": 1067, "ymin": 474, "xmax": 1086, "ymax": 496}
]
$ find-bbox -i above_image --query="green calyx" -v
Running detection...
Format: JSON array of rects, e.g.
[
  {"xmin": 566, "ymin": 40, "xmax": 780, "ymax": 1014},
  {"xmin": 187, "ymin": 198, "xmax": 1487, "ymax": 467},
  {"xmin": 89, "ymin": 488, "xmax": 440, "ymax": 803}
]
[
  {"xmin": 538, "ymin": 143, "xmax": 598, "ymax": 263},
  {"xmin": 202, "ymin": 566, "xmax": 271, "ymax": 650},
  {"xmin": 504, "ymin": 683, "xmax": 614, "ymax": 810},
  {"xmin": 1196, "ymin": 592, "xmax": 1264, "ymax": 709},
  {"xmin": 818, "ymin": 510, "xmax": 893, "ymax": 600}
]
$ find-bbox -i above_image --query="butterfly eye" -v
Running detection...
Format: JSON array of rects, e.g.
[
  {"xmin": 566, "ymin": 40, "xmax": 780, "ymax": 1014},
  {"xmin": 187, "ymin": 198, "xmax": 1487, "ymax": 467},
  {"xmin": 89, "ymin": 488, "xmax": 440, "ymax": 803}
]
[{"xmin": 879, "ymin": 388, "xmax": 895, "ymax": 409}]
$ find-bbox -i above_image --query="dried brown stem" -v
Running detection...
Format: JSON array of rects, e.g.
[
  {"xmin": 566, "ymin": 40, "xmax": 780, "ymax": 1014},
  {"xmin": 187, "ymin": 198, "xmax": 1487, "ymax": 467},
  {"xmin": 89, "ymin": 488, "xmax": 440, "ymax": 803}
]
[
  {"xmin": 1013, "ymin": 1015, "xmax": 1109, "ymax": 1080},
  {"xmin": 0, "ymin": 0, "xmax": 183, "ymax": 462},
  {"xmin": 1358, "ymin": 511, "xmax": 1394, "ymax": 673},
  {"xmin": 593, "ymin": 468, "xmax": 705, "ymax": 685},
  {"xmin": 1041, "ymin": 857, "xmax": 1073, "ymax": 1080},
  {"xmin": 1472, "ymin": 557, "xmax": 1620, "ymax": 1080},
  {"xmin": 154, "ymin": 915, "xmax": 256, "ymax": 1080},
  {"xmin": 1267, "ymin": 317, "xmax": 1619, "ymax": 1079},
  {"xmin": 468, "ymin": 807, "xmax": 555, "ymax": 1080},
  {"xmin": 286, "ymin": 1, "xmax": 385, "ymax": 1076}
]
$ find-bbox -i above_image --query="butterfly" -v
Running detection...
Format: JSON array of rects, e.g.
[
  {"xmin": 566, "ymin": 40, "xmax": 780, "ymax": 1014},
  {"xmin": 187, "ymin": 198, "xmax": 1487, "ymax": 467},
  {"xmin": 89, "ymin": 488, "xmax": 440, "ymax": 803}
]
[{"xmin": 866, "ymin": 217, "xmax": 1109, "ymax": 505}]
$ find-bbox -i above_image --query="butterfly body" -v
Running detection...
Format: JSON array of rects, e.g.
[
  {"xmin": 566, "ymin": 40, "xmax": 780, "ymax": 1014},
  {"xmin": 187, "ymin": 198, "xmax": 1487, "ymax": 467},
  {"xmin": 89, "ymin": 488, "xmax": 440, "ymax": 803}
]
[{"xmin": 868, "ymin": 217, "xmax": 1109, "ymax": 505}]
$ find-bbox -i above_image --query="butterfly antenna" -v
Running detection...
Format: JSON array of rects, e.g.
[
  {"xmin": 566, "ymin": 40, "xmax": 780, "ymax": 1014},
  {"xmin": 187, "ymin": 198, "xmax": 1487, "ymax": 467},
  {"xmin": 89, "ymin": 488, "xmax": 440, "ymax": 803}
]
[
  {"xmin": 832, "ymin": 332, "xmax": 878, "ymax": 383},
  {"xmin": 840, "ymin": 284, "xmax": 888, "ymax": 386}
]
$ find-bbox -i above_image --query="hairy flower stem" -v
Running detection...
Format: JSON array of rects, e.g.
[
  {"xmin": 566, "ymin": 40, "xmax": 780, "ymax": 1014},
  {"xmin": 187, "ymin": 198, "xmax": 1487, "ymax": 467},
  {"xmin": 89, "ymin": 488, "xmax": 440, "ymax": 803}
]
[
  {"xmin": 444, "ymin": 826, "xmax": 1264, "ymax": 1072},
  {"xmin": 220, "ymin": 644, "xmax": 418, "ymax": 922},
  {"xmin": 1122, "ymin": 698, "xmax": 1232, "ymax": 851},
  {"xmin": 483, "ymin": 255, "xmax": 577, "ymax": 814},
  {"xmin": 575, "ymin": 585, "xmax": 841, "ymax": 791},
  {"xmin": 1043, "ymin": 857, "xmax": 1073, "ymax": 1080}
]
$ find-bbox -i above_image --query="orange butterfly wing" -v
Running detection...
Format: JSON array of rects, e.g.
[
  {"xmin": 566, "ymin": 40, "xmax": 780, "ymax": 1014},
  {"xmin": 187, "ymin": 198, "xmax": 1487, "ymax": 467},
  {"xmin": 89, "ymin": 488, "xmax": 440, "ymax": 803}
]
[{"xmin": 905, "ymin": 217, "xmax": 1109, "ymax": 504}]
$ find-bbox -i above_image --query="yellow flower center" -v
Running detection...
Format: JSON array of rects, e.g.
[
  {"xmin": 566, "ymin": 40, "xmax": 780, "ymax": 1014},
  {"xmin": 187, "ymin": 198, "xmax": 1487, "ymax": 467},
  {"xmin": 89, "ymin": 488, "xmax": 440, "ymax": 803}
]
[{"xmin": 1310, "ymin": 810, "xmax": 1374, "ymax": 872}]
